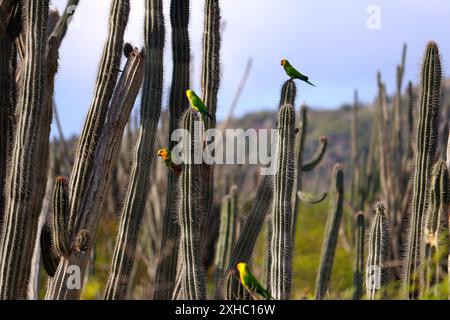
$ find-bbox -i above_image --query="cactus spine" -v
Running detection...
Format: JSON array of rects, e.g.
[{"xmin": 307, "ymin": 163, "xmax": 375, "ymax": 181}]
[
  {"xmin": 403, "ymin": 41, "xmax": 441, "ymax": 299},
  {"xmin": 224, "ymin": 175, "xmax": 273, "ymax": 300},
  {"xmin": 214, "ymin": 187, "xmax": 238, "ymax": 294},
  {"xmin": 0, "ymin": 0, "xmax": 49, "ymax": 299},
  {"xmin": 154, "ymin": 0, "xmax": 190, "ymax": 299},
  {"xmin": 353, "ymin": 212, "xmax": 365, "ymax": 300},
  {"xmin": 51, "ymin": 176, "xmax": 70, "ymax": 257},
  {"xmin": 178, "ymin": 109, "xmax": 206, "ymax": 300},
  {"xmin": 104, "ymin": 0, "xmax": 164, "ymax": 300},
  {"xmin": 270, "ymin": 104, "xmax": 296, "ymax": 300},
  {"xmin": 315, "ymin": 164, "xmax": 344, "ymax": 300},
  {"xmin": 421, "ymin": 161, "xmax": 449, "ymax": 298},
  {"xmin": 366, "ymin": 202, "xmax": 391, "ymax": 300}
]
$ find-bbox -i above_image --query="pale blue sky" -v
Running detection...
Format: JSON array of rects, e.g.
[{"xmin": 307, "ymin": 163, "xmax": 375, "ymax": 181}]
[{"xmin": 51, "ymin": 0, "xmax": 450, "ymax": 137}]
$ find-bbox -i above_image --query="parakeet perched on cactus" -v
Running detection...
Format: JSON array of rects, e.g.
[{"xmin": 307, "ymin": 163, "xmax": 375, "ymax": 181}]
[
  {"xmin": 281, "ymin": 59, "xmax": 316, "ymax": 87},
  {"xmin": 157, "ymin": 148, "xmax": 182, "ymax": 175},
  {"xmin": 236, "ymin": 262, "xmax": 273, "ymax": 300},
  {"xmin": 186, "ymin": 89, "xmax": 213, "ymax": 125}
]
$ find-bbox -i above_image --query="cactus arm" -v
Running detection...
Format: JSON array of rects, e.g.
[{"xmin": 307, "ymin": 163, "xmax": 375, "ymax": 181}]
[
  {"xmin": 213, "ymin": 188, "xmax": 237, "ymax": 296},
  {"xmin": 297, "ymin": 191, "xmax": 327, "ymax": 205},
  {"xmin": 270, "ymin": 104, "xmax": 296, "ymax": 300},
  {"xmin": 0, "ymin": 10, "xmax": 13, "ymax": 229},
  {"xmin": 40, "ymin": 223, "xmax": 59, "ymax": 277},
  {"xmin": 178, "ymin": 109, "xmax": 206, "ymax": 300},
  {"xmin": 421, "ymin": 161, "xmax": 449, "ymax": 298},
  {"xmin": 45, "ymin": 47, "xmax": 144, "ymax": 300},
  {"xmin": 315, "ymin": 164, "xmax": 344, "ymax": 300},
  {"xmin": 223, "ymin": 175, "xmax": 273, "ymax": 300},
  {"xmin": 51, "ymin": 176, "xmax": 70, "ymax": 257},
  {"xmin": 67, "ymin": 0, "xmax": 130, "ymax": 234},
  {"xmin": 403, "ymin": 42, "xmax": 441, "ymax": 299},
  {"xmin": 353, "ymin": 212, "xmax": 365, "ymax": 300},
  {"xmin": 366, "ymin": 202, "xmax": 391, "ymax": 300},
  {"xmin": 154, "ymin": 0, "xmax": 190, "ymax": 299},
  {"xmin": 0, "ymin": 0, "xmax": 49, "ymax": 299},
  {"xmin": 104, "ymin": 0, "xmax": 165, "ymax": 300},
  {"xmin": 302, "ymin": 136, "xmax": 328, "ymax": 172},
  {"xmin": 291, "ymin": 105, "xmax": 306, "ymax": 239},
  {"xmin": 199, "ymin": 0, "xmax": 221, "ymax": 273}
]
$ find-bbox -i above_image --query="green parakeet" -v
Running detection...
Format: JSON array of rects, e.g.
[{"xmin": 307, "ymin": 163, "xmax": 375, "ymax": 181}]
[
  {"xmin": 157, "ymin": 148, "xmax": 182, "ymax": 175},
  {"xmin": 186, "ymin": 89, "xmax": 213, "ymax": 125},
  {"xmin": 236, "ymin": 262, "xmax": 273, "ymax": 300},
  {"xmin": 281, "ymin": 59, "xmax": 316, "ymax": 87}
]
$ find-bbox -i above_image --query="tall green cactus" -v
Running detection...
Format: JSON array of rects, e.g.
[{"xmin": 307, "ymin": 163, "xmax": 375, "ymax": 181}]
[
  {"xmin": 177, "ymin": 109, "xmax": 206, "ymax": 300},
  {"xmin": 315, "ymin": 164, "xmax": 344, "ymax": 300},
  {"xmin": 104, "ymin": 0, "xmax": 164, "ymax": 300},
  {"xmin": 214, "ymin": 186, "xmax": 238, "ymax": 294},
  {"xmin": 224, "ymin": 175, "xmax": 273, "ymax": 300},
  {"xmin": 154, "ymin": 0, "xmax": 190, "ymax": 299},
  {"xmin": 0, "ymin": 0, "xmax": 49, "ymax": 299},
  {"xmin": 353, "ymin": 212, "xmax": 365, "ymax": 300},
  {"xmin": 403, "ymin": 41, "xmax": 441, "ymax": 300},
  {"xmin": 366, "ymin": 202, "xmax": 391, "ymax": 300},
  {"xmin": 270, "ymin": 104, "xmax": 296, "ymax": 300},
  {"xmin": 421, "ymin": 161, "xmax": 449, "ymax": 298}
]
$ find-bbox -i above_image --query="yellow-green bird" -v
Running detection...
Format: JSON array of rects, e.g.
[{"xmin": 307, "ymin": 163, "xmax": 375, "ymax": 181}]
[
  {"xmin": 186, "ymin": 90, "xmax": 213, "ymax": 124},
  {"xmin": 157, "ymin": 148, "xmax": 182, "ymax": 175},
  {"xmin": 236, "ymin": 262, "xmax": 273, "ymax": 300},
  {"xmin": 281, "ymin": 59, "xmax": 316, "ymax": 87}
]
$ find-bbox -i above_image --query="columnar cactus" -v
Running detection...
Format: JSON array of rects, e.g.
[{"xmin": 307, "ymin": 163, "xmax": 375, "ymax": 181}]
[
  {"xmin": 200, "ymin": 0, "xmax": 221, "ymax": 265},
  {"xmin": 0, "ymin": 4, "xmax": 15, "ymax": 228},
  {"xmin": 224, "ymin": 175, "xmax": 273, "ymax": 300},
  {"xmin": 351, "ymin": 90, "xmax": 359, "ymax": 207},
  {"xmin": 0, "ymin": 0, "xmax": 49, "ymax": 299},
  {"xmin": 270, "ymin": 104, "xmax": 296, "ymax": 300},
  {"xmin": 214, "ymin": 186, "xmax": 238, "ymax": 294},
  {"xmin": 421, "ymin": 161, "xmax": 449, "ymax": 298},
  {"xmin": 67, "ymin": 0, "xmax": 130, "ymax": 234},
  {"xmin": 366, "ymin": 202, "xmax": 391, "ymax": 300},
  {"xmin": 315, "ymin": 164, "xmax": 344, "ymax": 300},
  {"xmin": 154, "ymin": 0, "xmax": 190, "ymax": 299},
  {"xmin": 46, "ymin": 45, "xmax": 144, "ymax": 299},
  {"xmin": 177, "ymin": 109, "xmax": 206, "ymax": 300},
  {"xmin": 403, "ymin": 41, "xmax": 441, "ymax": 300},
  {"xmin": 104, "ymin": 0, "xmax": 165, "ymax": 300},
  {"xmin": 353, "ymin": 212, "xmax": 365, "ymax": 300}
]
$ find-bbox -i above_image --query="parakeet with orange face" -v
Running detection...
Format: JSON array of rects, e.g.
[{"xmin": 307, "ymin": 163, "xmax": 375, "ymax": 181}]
[
  {"xmin": 236, "ymin": 262, "xmax": 273, "ymax": 300},
  {"xmin": 186, "ymin": 89, "xmax": 213, "ymax": 125},
  {"xmin": 157, "ymin": 148, "xmax": 182, "ymax": 175},
  {"xmin": 281, "ymin": 59, "xmax": 316, "ymax": 87}
]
